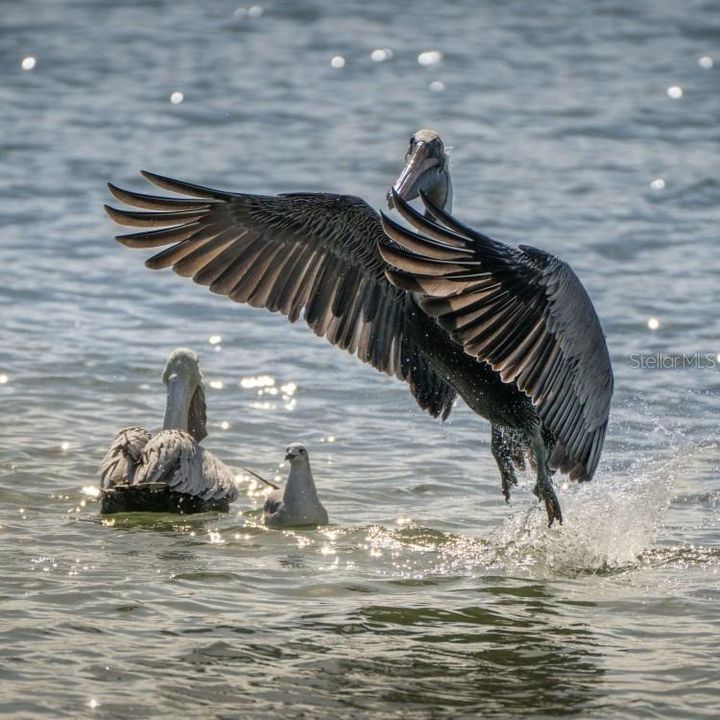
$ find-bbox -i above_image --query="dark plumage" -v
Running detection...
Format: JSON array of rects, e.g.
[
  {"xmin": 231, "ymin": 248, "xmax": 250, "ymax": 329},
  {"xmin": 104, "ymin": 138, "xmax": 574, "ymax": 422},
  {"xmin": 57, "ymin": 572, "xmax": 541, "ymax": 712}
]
[
  {"xmin": 105, "ymin": 132, "xmax": 613, "ymax": 524},
  {"xmin": 106, "ymin": 172, "xmax": 457, "ymax": 421},
  {"xmin": 380, "ymin": 192, "xmax": 613, "ymax": 487}
]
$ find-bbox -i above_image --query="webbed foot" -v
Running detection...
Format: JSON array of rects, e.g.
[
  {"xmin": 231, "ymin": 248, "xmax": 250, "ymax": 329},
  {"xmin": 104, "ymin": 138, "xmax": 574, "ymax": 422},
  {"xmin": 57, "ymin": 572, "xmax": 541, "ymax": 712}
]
[{"xmin": 533, "ymin": 478, "xmax": 563, "ymax": 526}]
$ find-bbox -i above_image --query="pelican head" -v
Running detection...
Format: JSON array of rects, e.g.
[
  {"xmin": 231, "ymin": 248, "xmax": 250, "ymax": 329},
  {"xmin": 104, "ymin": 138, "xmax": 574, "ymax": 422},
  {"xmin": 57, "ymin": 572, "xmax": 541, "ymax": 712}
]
[
  {"xmin": 285, "ymin": 442, "xmax": 309, "ymax": 464},
  {"xmin": 161, "ymin": 348, "xmax": 207, "ymax": 442},
  {"xmin": 388, "ymin": 129, "xmax": 453, "ymax": 213}
]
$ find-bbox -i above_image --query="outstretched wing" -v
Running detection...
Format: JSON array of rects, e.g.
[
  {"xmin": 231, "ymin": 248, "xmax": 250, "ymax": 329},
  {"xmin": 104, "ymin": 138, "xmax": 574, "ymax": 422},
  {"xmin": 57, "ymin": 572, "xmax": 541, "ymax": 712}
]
[
  {"xmin": 105, "ymin": 173, "xmax": 456, "ymax": 420},
  {"xmin": 379, "ymin": 191, "xmax": 613, "ymax": 481},
  {"xmin": 133, "ymin": 430, "xmax": 239, "ymax": 502},
  {"xmin": 99, "ymin": 426, "xmax": 152, "ymax": 489}
]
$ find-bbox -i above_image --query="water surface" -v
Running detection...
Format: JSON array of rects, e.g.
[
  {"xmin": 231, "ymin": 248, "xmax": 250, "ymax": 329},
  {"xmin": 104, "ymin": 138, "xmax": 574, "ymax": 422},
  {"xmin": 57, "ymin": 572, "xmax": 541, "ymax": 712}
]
[{"xmin": 1, "ymin": 1, "xmax": 719, "ymax": 717}]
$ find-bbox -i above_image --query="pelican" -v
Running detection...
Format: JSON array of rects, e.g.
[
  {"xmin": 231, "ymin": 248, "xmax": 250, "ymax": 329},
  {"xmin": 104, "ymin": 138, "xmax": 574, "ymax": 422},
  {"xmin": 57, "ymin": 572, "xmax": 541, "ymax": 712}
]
[
  {"xmin": 99, "ymin": 348, "xmax": 240, "ymax": 514},
  {"xmin": 263, "ymin": 443, "xmax": 329, "ymax": 528},
  {"xmin": 105, "ymin": 130, "xmax": 613, "ymax": 525}
]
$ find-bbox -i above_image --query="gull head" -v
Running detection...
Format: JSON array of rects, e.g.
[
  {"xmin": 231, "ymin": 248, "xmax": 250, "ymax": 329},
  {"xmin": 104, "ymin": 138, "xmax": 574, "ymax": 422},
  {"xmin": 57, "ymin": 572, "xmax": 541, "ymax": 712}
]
[{"xmin": 285, "ymin": 442, "xmax": 310, "ymax": 465}]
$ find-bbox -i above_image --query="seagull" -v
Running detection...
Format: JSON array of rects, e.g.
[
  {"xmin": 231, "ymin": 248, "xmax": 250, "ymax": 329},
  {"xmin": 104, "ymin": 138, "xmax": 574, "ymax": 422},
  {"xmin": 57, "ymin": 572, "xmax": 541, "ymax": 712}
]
[
  {"xmin": 263, "ymin": 443, "xmax": 329, "ymax": 528},
  {"xmin": 105, "ymin": 130, "xmax": 613, "ymax": 524},
  {"xmin": 99, "ymin": 348, "xmax": 240, "ymax": 514}
]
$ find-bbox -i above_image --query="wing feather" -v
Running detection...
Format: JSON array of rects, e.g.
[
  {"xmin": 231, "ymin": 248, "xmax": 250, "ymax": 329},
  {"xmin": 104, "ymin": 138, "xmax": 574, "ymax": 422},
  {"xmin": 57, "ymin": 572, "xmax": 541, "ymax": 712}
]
[
  {"xmin": 107, "ymin": 175, "xmax": 457, "ymax": 419},
  {"xmin": 379, "ymin": 192, "xmax": 613, "ymax": 480},
  {"xmin": 98, "ymin": 426, "xmax": 151, "ymax": 489},
  {"xmin": 133, "ymin": 430, "xmax": 238, "ymax": 501}
]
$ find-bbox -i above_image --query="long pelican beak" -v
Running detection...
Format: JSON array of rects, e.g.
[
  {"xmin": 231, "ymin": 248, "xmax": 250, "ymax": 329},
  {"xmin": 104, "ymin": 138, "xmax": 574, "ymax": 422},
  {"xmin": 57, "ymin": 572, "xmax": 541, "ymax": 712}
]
[
  {"xmin": 388, "ymin": 141, "xmax": 445, "ymax": 209},
  {"xmin": 163, "ymin": 373, "xmax": 194, "ymax": 433}
]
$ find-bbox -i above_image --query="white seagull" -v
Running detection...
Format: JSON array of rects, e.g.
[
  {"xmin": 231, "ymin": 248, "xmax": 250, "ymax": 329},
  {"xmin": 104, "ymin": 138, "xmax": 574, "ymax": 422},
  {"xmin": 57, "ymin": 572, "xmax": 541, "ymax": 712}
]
[{"xmin": 264, "ymin": 443, "xmax": 329, "ymax": 528}]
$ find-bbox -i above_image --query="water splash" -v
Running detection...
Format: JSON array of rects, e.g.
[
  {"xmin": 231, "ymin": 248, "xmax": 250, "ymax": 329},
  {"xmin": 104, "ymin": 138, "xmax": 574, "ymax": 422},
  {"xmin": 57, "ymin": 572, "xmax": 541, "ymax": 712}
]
[{"xmin": 490, "ymin": 453, "xmax": 678, "ymax": 576}]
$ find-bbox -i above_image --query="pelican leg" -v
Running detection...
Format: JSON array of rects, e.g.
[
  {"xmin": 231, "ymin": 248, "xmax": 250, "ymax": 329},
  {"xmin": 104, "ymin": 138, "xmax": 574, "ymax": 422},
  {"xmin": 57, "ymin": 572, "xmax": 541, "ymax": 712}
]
[
  {"xmin": 491, "ymin": 425, "xmax": 518, "ymax": 503},
  {"xmin": 530, "ymin": 433, "xmax": 563, "ymax": 526}
]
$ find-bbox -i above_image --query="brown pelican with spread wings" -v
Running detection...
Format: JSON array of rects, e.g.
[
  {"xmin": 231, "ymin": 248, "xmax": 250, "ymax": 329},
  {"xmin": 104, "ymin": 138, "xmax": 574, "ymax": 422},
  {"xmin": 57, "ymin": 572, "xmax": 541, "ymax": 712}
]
[{"xmin": 105, "ymin": 130, "xmax": 613, "ymax": 525}]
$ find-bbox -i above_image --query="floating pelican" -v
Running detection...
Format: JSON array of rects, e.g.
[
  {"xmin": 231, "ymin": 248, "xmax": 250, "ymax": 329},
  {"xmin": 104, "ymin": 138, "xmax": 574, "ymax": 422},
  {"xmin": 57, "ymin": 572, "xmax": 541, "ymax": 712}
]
[
  {"xmin": 99, "ymin": 348, "xmax": 239, "ymax": 514},
  {"xmin": 105, "ymin": 130, "xmax": 613, "ymax": 525},
  {"xmin": 264, "ymin": 443, "xmax": 328, "ymax": 528}
]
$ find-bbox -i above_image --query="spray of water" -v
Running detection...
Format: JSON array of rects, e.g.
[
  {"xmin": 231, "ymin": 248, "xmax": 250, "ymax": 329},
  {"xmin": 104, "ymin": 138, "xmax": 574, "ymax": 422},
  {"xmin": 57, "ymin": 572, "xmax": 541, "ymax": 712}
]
[{"xmin": 489, "ymin": 452, "xmax": 678, "ymax": 576}]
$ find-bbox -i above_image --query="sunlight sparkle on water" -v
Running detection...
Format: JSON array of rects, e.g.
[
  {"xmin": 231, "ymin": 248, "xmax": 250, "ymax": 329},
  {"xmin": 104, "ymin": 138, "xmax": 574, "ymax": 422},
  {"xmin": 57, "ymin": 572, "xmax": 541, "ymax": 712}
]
[
  {"xmin": 429, "ymin": 80, "xmax": 445, "ymax": 92},
  {"xmin": 170, "ymin": 91, "xmax": 184, "ymax": 104},
  {"xmin": 418, "ymin": 50, "xmax": 443, "ymax": 66},
  {"xmin": 650, "ymin": 178, "xmax": 666, "ymax": 190},
  {"xmin": 208, "ymin": 334, "xmax": 222, "ymax": 345},
  {"xmin": 21, "ymin": 56, "xmax": 36, "ymax": 71},
  {"xmin": 648, "ymin": 317, "xmax": 660, "ymax": 330},
  {"xmin": 698, "ymin": 56, "xmax": 714, "ymax": 69},
  {"xmin": 209, "ymin": 380, "xmax": 223, "ymax": 390},
  {"xmin": 207, "ymin": 530, "xmax": 224, "ymax": 544},
  {"xmin": 280, "ymin": 382, "xmax": 296, "ymax": 397},
  {"xmin": 88, "ymin": 698, "xmax": 100, "ymax": 710},
  {"xmin": 0, "ymin": 374, "xmax": 8, "ymax": 384},
  {"xmin": 330, "ymin": 56, "xmax": 345, "ymax": 69},
  {"xmin": 667, "ymin": 85, "xmax": 683, "ymax": 99},
  {"xmin": 241, "ymin": 374, "xmax": 274, "ymax": 389},
  {"xmin": 61, "ymin": 442, "xmax": 70, "ymax": 451},
  {"xmin": 220, "ymin": 420, "xmax": 230, "ymax": 430},
  {"xmin": 370, "ymin": 49, "xmax": 393, "ymax": 62}
]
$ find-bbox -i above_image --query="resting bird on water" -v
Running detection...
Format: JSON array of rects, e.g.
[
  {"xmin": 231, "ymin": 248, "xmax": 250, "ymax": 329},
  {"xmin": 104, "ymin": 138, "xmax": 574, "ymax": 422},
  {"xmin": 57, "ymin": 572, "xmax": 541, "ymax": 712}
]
[
  {"xmin": 263, "ymin": 443, "xmax": 329, "ymax": 528},
  {"xmin": 104, "ymin": 130, "xmax": 613, "ymax": 525},
  {"xmin": 99, "ymin": 348, "xmax": 239, "ymax": 514}
]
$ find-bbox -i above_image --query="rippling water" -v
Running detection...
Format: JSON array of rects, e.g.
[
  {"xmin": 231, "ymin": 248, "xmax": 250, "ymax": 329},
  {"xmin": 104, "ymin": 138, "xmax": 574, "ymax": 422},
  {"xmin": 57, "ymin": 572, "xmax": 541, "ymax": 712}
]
[{"xmin": 2, "ymin": 1, "xmax": 719, "ymax": 717}]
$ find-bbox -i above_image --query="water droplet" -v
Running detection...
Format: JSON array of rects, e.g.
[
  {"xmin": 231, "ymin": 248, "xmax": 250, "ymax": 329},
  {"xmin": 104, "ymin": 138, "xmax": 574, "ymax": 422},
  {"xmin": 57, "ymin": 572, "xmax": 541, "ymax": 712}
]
[
  {"xmin": 248, "ymin": 5, "xmax": 263, "ymax": 18},
  {"xmin": 170, "ymin": 91, "xmax": 184, "ymax": 104},
  {"xmin": 330, "ymin": 56, "xmax": 345, "ymax": 69},
  {"xmin": 418, "ymin": 50, "xmax": 443, "ymax": 66},
  {"xmin": 220, "ymin": 421, "xmax": 230, "ymax": 430},
  {"xmin": 429, "ymin": 80, "xmax": 445, "ymax": 92},
  {"xmin": 0, "ymin": 374, "xmax": 8, "ymax": 384},
  {"xmin": 650, "ymin": 178, "xmax": 666, "ymax": 190},
  {"xmin": 647, "ymin": 317, "xmax": 660, "ymax": 330},
  {"xmin": 21, "ymin": 56, "xmax": 36, "ymax": 71},
  {"xmin": 667, "ymin": 85, "xmax": 683, "ymax": 99},
  {"xmin": 698, "ymin": 56, "xmax": 713, "ymax": 69}
]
